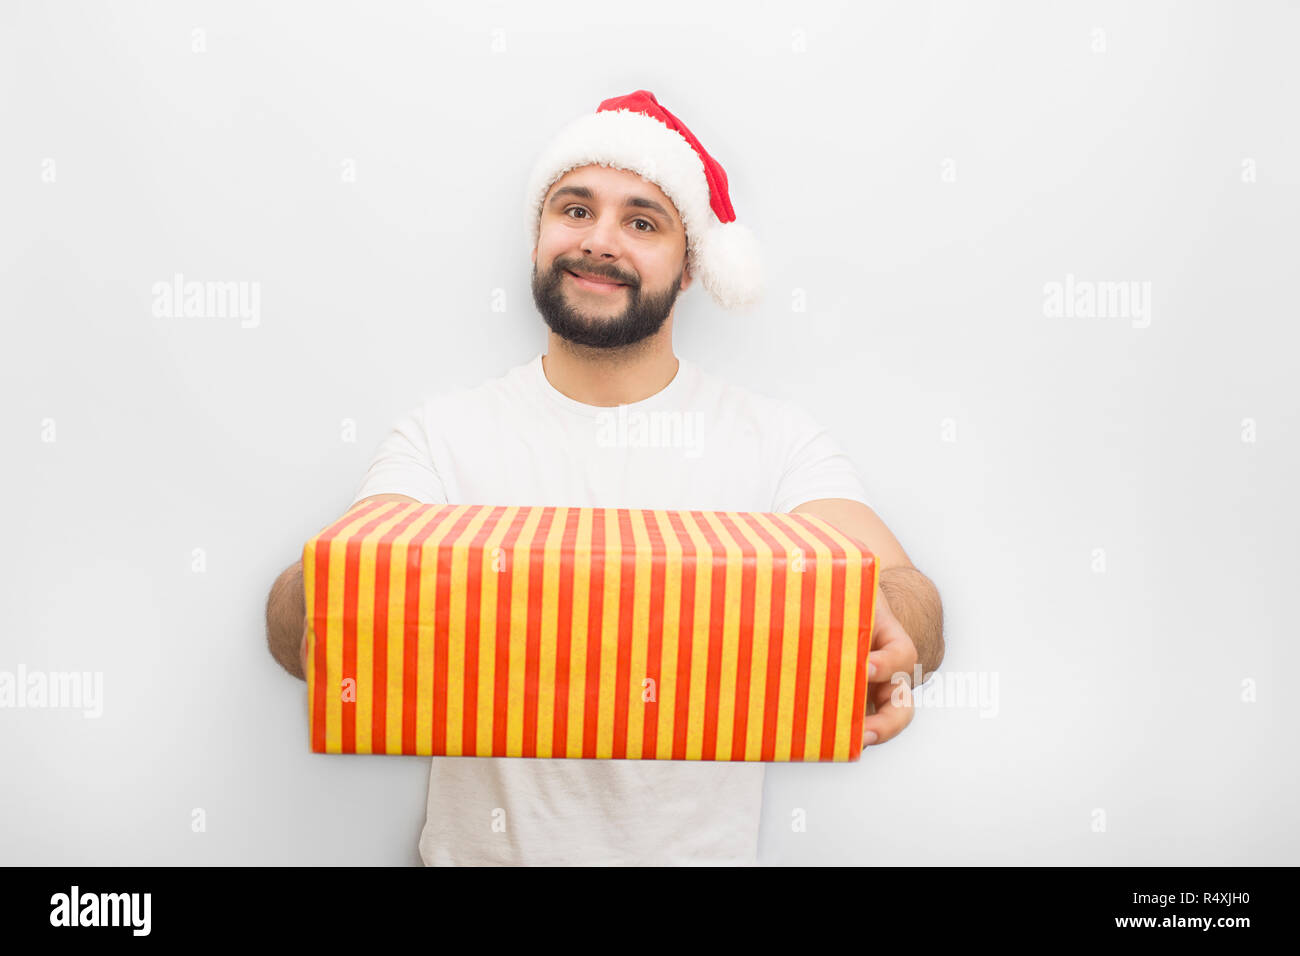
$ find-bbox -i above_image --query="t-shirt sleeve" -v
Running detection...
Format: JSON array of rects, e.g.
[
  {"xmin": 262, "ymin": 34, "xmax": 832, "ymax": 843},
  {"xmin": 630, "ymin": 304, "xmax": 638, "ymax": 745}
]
[
  {"xmin": 349, "ymin": 400, "xmax": 450, "ymax": 506},
  {"xmin": 770, "ymin": 400, "xmax": 871, "ymax": 513}
]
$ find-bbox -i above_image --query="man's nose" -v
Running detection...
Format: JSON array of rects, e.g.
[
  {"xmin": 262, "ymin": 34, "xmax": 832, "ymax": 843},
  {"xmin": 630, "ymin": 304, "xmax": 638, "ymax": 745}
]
[{"xmin": 581, "ymin": 211, "xmax": 624, "ymax": 259}]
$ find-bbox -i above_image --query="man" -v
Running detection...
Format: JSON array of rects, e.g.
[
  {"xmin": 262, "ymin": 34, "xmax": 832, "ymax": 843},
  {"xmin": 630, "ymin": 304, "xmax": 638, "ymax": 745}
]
[{"xmin": 266, "ymin": 90, "xmax": 943, "ymax": 865}]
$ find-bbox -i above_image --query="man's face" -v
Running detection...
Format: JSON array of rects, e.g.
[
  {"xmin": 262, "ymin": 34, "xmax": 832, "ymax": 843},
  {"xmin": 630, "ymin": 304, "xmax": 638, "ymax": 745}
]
[{"xmin": 531, "ymin": 165, "xmax": 692, "ymax": 350}]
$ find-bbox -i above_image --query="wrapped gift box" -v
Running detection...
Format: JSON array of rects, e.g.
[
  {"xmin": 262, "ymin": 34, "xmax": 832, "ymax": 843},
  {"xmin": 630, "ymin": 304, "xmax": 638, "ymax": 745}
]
[{"xmin": 303, "ymin": 502, "xmax": 878, "ymax": 761}]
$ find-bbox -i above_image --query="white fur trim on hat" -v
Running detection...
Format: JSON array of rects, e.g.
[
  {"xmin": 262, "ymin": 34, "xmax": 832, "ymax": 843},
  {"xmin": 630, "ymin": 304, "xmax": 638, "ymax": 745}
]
[
  {"xmin": 693, "ymin": 219, "xmax": 763, "ymax": 309},
  {"xmin": 525, "ymin": 107, "xmax": 763, "ymax": 310}
]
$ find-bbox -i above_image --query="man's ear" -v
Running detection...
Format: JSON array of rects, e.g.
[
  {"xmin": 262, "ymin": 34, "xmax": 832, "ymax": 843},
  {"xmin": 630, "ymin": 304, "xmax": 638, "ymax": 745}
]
[{"xmin": 680, "ymin": 255, "xmax": 693, "ymax": 291}]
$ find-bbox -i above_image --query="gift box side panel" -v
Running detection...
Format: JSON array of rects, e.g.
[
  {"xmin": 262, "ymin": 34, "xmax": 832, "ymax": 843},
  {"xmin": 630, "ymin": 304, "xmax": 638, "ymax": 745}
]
[
  {"xmin": 782, "ymin": 511, "xmax": 878, "ymax": 761},
  {"xmin": 317, "ymin": 504, "xmax": 878, "ymax": 762},
  {"xmin": 306, "ymin": 500, "xmax": 445, "ymax": 754},
  {"xmin": 369, "ymin": 503, "xmax": 494, "ymax": 756}
]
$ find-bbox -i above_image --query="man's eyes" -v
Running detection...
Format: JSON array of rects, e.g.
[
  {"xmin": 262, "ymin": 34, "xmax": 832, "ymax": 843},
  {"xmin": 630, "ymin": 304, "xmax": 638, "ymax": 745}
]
[{"xmin": 564, "ymin": 207, "xmax": 656, "ymax": 232}]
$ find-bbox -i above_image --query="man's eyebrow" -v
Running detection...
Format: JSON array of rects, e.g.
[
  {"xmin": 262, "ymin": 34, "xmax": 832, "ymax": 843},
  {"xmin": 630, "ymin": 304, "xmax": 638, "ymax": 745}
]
[{"xmin": 547, "ymin": 185, "xmax": 677, "ymax": 227}]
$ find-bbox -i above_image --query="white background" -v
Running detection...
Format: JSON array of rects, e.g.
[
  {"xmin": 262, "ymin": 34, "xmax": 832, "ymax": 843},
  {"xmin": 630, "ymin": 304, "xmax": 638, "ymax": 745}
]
[{"xmin": 2, "ymin": 0, "xmax": 1296, "ymax": 865}]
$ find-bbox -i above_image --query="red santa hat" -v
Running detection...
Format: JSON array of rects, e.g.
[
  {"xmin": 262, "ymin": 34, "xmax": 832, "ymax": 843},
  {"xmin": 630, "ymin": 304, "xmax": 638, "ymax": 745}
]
[{"xmin": 526, "ymin": 90, "xmax": 763, "ymax": 310}]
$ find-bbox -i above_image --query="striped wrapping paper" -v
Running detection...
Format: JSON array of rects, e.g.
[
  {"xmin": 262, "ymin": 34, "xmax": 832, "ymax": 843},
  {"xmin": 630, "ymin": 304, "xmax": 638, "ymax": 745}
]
[{"xmin": 303, "ymin": 502, "xmax": 878, "ymax": 761}]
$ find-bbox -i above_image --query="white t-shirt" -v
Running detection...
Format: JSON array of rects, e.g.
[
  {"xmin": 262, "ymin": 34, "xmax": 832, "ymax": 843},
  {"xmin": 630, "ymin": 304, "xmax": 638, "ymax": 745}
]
[{"xmin": 350, "ymin": 351, "xmax": 871, "ymax": 866}]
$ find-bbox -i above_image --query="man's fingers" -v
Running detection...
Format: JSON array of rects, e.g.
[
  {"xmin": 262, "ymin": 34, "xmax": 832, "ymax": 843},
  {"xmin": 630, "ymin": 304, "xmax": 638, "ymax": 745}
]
[
  {"xmin": 867, "ymin": 594, "xmax": 917, "ymax": 680},
  {"xmin": 868, "ymin": 628, "xmax": 917, "ymax": 683},
  {"xmin": 862, "ymin": 678, "xmax": 914, "ymax": 747},
  {"xmin": 861, "ymin": 587, "xmax": 919, "ymax": 748}
]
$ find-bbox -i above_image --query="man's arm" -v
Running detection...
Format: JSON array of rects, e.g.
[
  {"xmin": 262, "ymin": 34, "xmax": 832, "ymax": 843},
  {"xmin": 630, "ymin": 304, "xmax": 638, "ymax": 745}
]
[
  {"xmin": 789, "ymin": 497, "xmax": 944, "ymax": 684},
  {"xmin": 265, "ymin": 493, "xmax": 419, "ymax": 681}
]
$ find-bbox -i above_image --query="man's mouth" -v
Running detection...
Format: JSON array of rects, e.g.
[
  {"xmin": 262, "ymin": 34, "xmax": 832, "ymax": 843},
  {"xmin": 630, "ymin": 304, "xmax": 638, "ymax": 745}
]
[{"xmin": 566, "ymin": 269, "xmax": 627, "ymax": 291}]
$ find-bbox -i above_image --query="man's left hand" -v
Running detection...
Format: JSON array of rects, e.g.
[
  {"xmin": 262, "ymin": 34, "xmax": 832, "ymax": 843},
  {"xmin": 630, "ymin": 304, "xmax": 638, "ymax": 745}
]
[{"xmin": 861, "ymin": 582, "xmax": 917, "ymax": 749}]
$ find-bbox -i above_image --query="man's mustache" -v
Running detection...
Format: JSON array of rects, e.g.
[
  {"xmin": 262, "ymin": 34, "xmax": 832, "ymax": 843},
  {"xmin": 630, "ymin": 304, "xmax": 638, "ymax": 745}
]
[{"xmin": 556, "ymin": 262, "xmax": 637, "ymax": 287}]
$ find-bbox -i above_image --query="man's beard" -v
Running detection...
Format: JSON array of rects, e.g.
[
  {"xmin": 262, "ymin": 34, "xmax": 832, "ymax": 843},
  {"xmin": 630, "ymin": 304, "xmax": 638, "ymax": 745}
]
[{"xmin": 531, "ymin": 257, "xmax": 684, "ymax": 350}]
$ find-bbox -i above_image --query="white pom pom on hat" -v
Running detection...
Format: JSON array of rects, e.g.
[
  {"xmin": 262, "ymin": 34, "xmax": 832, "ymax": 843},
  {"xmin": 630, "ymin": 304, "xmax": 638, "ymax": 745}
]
[{"xmin": 525, "ymin": 90, "xmax": 763, "ymax": 310}]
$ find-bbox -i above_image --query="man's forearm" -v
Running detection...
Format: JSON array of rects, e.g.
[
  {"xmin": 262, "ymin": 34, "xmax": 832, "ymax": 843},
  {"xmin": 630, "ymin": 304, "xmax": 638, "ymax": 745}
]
[
  {"xmin": 879, "ymin": 566, "xmax": 944, "ymax": 684},
  {"xmin": 266, "ymin": 559, "xmax": 306, "ymax": 680}
]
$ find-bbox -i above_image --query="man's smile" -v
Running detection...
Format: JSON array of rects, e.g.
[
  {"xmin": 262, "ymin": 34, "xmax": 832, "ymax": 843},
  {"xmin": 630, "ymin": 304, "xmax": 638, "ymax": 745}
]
[{"xmin": 565, "ymin": 269, "xmax": 628, "ymax": 292}]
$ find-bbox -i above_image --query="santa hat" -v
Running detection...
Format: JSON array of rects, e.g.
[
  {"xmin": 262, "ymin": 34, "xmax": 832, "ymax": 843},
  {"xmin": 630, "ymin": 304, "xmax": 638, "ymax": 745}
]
[{"xmin": 525, "ymin": 90, "xmax": 763, "ymax": 310}]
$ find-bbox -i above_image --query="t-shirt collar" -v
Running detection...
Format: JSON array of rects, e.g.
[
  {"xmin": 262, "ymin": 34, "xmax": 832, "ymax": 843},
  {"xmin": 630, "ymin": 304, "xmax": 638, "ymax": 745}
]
[{"xmin": 532, "ymin": 352, "xmax": 693, "ymax": 418}]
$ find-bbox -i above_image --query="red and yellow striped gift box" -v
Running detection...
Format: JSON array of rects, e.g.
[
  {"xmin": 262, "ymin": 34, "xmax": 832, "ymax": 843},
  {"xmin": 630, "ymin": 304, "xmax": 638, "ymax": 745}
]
[{"xmin": 303, "ymin": 502, "xmax": 878, "ymax": 761}]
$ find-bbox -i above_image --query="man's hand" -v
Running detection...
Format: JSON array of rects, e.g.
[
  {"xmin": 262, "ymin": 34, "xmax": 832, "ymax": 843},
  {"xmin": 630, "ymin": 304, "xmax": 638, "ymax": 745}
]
[{"xmin": 861, "ymin": 583, "xmax": 916, "ymax": 749}]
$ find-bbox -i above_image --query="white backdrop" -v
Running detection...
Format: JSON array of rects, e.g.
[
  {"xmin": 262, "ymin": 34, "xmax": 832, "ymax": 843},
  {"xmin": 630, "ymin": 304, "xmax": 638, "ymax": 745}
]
[{"xmin": 2, "ymin": 0, "xmax": 1296, "ymax": 865}]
